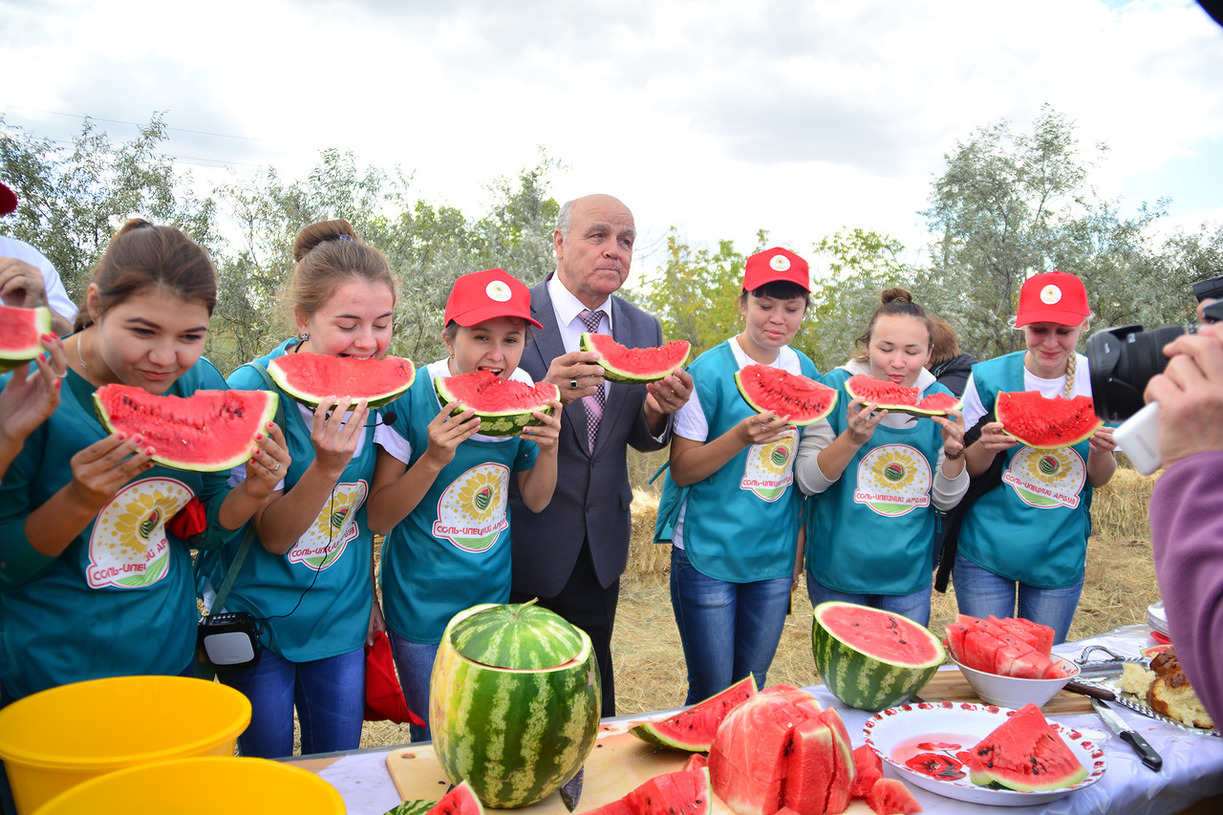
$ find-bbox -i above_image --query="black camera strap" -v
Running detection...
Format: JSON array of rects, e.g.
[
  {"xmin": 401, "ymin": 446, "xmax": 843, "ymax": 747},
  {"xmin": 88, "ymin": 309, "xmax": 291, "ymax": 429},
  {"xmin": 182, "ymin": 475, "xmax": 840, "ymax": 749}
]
[{"xmin": 934, "ymin": 410, "xmax": 1002, "ymax": 593}]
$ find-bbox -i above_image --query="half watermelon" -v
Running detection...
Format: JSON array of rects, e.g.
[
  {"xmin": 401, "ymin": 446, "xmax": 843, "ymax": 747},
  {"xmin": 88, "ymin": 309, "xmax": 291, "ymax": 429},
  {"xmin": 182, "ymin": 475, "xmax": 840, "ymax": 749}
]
[
  {"xmin": 93, "ymin": 384, "xmax": 278, "ymax": 472},
  {"xmin": 434, "ymin": 371, "xmax": 559, "ymax": 438},
  {"xmin": 844, "ymin": 374, "xmax": 962, "ymax": 417},
  {"xmin": 0, "ymin": 305, "xmax": 52, "ymax": 372},
  {"xmin": 996, "ymin": 391, "xmax": 1102, "ymax": 448},
  {"xmin": 580, "ymin": 333, "xmax": 691, "ymax": 383},
  {"xmin": 267, "ymin": 352, "xmax": 416, "ymax": 408},
  {"xmin": 734, "ymin": 365, "xmax": 837, "ymax": 426},
  {"xmin": 629, "ymin": 675, "xmax": 756, "ymax": 751}
]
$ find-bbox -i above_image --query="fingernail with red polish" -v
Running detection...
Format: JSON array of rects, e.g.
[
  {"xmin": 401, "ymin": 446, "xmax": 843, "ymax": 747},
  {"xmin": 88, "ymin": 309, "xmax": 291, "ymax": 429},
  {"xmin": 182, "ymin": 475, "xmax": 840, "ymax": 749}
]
[{"xmin": 255, "ymin": 433, "xmax": 263, "ymax": 441}]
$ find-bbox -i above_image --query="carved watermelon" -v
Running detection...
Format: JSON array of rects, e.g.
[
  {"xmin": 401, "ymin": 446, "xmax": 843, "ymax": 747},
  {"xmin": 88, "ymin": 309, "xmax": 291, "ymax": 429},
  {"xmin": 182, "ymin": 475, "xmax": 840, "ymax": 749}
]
[
  {"xmin": 585, "ymin": 767, "xmax": 712, "ymax": 815},
  {"xmin": 734, "ymin": 365, "xmax": 837, "ymax": 426},
  {"xmin": 580, "ymin": 333, "xmax": 691, "ymax": 383},
  {"xmin": 267, "ymin": 352, "xmax": 415, "ymax": 408},
  {"xmin": 630, "ymin": 675, "xmax": 756, "ymax": 751},
  {"xmin": 434, "ymin": 370, "xmax": 560, "ymax": 437},
  {"xmin": 93, "ymin": 384, "xmax": 278, "ymax": 472},
  {"xmin": 996, "ymin": 391, "xmax": 1102, "ymax": 448},
  {"xmin": 812, "ymin": 602, "xmax": 944, "ymax": 711},
  {"xmin": 0, "ymin": 305, "xmax": 52, "ymax": 372},
  {"xmin": 430, "ymin": 602, "xmax": 600, "ymax": 808},
  {"xmin": 844, "ymin": 374, "xmax": 962, "ymax": 417},
  {"xmin": 965, "ymin": 703, "xmax": 1087, "ymax": 791}
]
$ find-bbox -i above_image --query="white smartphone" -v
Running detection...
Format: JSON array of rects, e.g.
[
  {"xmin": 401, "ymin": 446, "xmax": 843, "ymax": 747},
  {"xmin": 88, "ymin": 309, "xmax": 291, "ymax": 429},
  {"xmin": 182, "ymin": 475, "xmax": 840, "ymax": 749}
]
[{"xmin": 1115, "ymin": 402, "xmax": 1162, "ymax": 475}]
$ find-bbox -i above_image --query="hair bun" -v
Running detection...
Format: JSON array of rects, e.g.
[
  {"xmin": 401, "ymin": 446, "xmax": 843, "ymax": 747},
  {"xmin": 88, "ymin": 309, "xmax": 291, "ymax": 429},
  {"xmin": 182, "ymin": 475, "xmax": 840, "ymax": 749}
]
[
  {"xmin": 292, "ymin": 219, "xmax": 358, "ymax": 262},
  {"xmin": 880, "ymin": 287, "xmax": 914, "ymax": 306}
]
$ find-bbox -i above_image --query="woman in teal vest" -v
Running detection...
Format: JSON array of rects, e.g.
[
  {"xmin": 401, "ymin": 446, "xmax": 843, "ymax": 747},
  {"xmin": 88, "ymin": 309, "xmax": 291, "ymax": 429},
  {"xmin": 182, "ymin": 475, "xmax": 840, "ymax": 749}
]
[
  {"xmin": 794, "ymin": 289, "xmax": 968, "ymax": 626},
  {"xmin": 956, "ymin": 271, "xmax": 1117, "ymax": 643},
  {"xmin": 367, "ymin": 268, "xmax": 561, "ymax": 742},
  {"xmin": 655, "ymin": 247, "xmax": 817, "ymax": 705}
]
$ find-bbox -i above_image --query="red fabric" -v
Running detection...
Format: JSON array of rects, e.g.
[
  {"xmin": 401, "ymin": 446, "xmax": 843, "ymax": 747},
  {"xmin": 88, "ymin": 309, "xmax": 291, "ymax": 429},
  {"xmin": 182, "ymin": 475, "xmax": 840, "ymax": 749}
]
[
  {"xmin": 364, "ymin": 629, "xmax": 425, "ymax": 726},
  {"xmin": 167, "ymin": 497, "xmax": 208, "ymax": 539}
]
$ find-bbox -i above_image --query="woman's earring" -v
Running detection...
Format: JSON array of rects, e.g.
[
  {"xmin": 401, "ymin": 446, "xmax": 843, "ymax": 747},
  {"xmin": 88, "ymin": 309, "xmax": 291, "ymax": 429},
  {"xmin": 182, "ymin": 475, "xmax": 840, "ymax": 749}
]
[{"xmin": 299, "ymin": 332, "xmax": 309, "ymax": 341}]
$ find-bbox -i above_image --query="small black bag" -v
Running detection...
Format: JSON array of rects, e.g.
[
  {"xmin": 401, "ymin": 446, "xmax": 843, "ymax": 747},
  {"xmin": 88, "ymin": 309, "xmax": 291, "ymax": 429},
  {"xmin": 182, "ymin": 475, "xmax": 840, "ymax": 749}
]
[
  {"xmin": 197, "ymin": 611, "xmax": 262, "ymax": 670},
  {"xmin": 934, "ymin": 411, "xmax": 1003, "ymax": 592}
]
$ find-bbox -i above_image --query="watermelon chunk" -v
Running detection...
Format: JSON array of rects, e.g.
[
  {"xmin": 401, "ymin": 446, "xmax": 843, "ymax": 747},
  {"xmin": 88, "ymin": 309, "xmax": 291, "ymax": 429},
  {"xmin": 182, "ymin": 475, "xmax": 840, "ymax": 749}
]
[
  {"xmin": 850, "ymin": 745, "xmax": 883, "ymax": 800},
  {"xmin": 0, "ymin": 305, "xmax": 52, "ymax": 372},
  {"xmin": 630, "ymin": 675, "xmax": 756, "ymax": 751},
  {"xmin": 580, "ymin": 333, "xmax": 691, "ymax": 383},
  {"xmin": 865, "ymin": 778, "xmax": 922, "ymax": 814},
  {"xmin": 948, "ymin": 615, "xmax": 1061, "ymax": 679}
]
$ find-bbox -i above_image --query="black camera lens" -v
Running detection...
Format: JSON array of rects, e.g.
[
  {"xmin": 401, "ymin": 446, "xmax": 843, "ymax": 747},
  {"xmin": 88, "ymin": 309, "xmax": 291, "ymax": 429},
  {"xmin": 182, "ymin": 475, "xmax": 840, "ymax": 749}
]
[{"xmin": 1087, "ymin": 324, "xmax": 1190, "ymax": 421}]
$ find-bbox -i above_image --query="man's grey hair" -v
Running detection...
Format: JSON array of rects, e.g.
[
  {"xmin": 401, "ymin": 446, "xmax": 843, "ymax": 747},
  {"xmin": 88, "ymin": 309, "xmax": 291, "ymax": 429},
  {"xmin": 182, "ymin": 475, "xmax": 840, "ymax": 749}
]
[{"xmin": 555, "ymin": 199, "xmax": 575, "ymax": 239}]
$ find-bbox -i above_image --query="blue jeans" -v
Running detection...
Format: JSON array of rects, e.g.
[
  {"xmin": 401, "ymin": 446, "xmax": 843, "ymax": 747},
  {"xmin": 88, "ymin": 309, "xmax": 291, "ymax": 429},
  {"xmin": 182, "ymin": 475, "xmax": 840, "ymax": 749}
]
[
  {"xmin": 806, "ymin": 575, "xmax": 933, "ymax": 627},
  {"xmin": 218, "ymin": 647, "xmax": 364, "ymax": 758},
  {"xmin": 670, "ymin": 547, "xmax": 792, "ymax": 706},
  {"xmin": 952, "ymin": 551, "xmax": 1083, "ymax": 644},
  {"xmin": 389, "ymin": 633, "xmax": 438, "ymax": 743}
]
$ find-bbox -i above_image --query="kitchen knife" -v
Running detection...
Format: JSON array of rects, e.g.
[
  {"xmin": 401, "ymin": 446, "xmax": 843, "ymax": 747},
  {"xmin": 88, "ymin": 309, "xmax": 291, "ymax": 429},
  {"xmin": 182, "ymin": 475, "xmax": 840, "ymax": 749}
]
[{"xmin": 1091, "ymin": 697, "xmax": 1163, "ymax": 771}]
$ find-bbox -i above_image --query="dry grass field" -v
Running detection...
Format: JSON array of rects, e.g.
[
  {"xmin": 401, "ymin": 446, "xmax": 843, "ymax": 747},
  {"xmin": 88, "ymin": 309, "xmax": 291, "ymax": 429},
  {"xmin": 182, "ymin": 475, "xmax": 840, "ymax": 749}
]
[{"xmin": 358, "ymin": 465, "xmax": 1163, "ymax": 749}]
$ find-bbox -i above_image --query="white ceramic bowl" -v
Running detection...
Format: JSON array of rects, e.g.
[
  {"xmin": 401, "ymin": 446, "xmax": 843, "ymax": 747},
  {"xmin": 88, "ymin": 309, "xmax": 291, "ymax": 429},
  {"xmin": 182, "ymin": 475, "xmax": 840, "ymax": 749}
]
[{"xmin": 950, "ymin": 653, "xmax": 1080, "ymax": 709}]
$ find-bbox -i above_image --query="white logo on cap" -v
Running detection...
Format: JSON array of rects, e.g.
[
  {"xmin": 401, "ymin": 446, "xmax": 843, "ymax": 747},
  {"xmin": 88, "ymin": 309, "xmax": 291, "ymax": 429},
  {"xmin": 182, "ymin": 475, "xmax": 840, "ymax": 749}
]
[
  {"xmin": 770, "ymin": 254, "xmax": 791, "ymax": 272},
  {"xmin": 486, "ymin": 281, "xmax": 512, "ymax": 302},
  {"xmin": 1040, "ymin": 284, "xmax": 1063, "ymax": 305}
]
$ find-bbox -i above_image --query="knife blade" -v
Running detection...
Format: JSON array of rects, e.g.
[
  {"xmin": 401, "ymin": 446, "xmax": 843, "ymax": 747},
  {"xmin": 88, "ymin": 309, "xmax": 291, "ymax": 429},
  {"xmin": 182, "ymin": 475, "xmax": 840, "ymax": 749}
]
[{"xmin": 1091, "ymin": 697, "xmax": 1163, "ymax": 771}]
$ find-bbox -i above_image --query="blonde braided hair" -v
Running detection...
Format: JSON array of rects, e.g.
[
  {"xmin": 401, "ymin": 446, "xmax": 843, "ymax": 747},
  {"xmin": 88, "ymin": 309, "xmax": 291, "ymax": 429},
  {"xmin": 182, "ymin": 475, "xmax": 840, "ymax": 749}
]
[{"xmin": 1063, "ymin": 352, "xmax": 1077, "ymax": 398}]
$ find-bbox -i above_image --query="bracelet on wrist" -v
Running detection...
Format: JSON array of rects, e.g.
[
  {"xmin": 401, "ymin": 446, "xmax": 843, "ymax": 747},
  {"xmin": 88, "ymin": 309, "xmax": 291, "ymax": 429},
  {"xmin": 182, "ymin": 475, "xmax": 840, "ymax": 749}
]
[{"xmin": 944, "ymin": 447, "xmax": 964, "ymax": 461}]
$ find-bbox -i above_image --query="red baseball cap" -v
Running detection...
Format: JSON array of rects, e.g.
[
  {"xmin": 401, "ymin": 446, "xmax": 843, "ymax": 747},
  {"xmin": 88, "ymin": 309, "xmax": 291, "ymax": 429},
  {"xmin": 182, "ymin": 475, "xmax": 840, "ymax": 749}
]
[
  {"xmin": 0, "ymin": 182, "xmax": 16, "ymax": 217},
  {"xmin": 1015, "ymin": 270, "xmax": 1090, "ymax": 327},
  {"xmin": 743, "ymin": 247, "xmax": 810, "ymax": 292},
  {"xmin": 444, "ymin": 268, "xmax": 542, "ymax": 329}
]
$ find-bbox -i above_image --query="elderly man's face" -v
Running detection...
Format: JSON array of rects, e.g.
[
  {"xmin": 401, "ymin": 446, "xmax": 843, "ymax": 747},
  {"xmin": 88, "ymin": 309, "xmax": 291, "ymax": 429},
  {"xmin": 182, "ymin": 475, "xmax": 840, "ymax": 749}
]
[{"xmin": 554, "ymin": 195, "xmax": 635, "ymax": 309}]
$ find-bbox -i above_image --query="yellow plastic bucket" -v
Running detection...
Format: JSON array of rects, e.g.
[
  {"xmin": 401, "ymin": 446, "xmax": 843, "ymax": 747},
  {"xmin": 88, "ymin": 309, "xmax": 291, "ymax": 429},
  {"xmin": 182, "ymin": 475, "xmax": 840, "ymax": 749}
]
[
  {"xmin": 0, "ymin": 676, "xmax": 251, "ymax": 814},
  {"xmin": 31, "ymin": 757, "xmax": 345, "ymax": 815}
]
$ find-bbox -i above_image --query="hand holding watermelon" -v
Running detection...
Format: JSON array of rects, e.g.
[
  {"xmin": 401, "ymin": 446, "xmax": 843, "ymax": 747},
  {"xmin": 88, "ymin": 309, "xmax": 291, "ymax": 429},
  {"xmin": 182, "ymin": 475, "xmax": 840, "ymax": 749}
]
[
  {"xmin": 844, "ymin": 396, "xmax": 889, "ymax": 445},
  {"xmin": 423, "ymin": 402, "xmax": 481, "ymax": 466},
  {"xmin": 0, "ymin": 333, "xmax": 66, "ymax": 466},
  {"xmin": 520, "ymin": 396, "xmax": 564, "ymax": 451},
  {"xmin": 241, "ymin": 421, "xmax": 290, "ymax": 499},
  {"xmin": 307, "ymin": 396, "xmax": 371, "ymax": 480},
  {"xmin": 67, "ymin": 432, "xmax": 155, "ymax": 513},
  {"xmin": 735, "ymin": 411, "xmax": 793, "ymax": 446},
  {"xmin": 644, "ymin": 367, "xmax": 693, "ymax": 418},
  {"xmin": 545, "ymin": 350, "xmax": 606, "ymax": 406}
]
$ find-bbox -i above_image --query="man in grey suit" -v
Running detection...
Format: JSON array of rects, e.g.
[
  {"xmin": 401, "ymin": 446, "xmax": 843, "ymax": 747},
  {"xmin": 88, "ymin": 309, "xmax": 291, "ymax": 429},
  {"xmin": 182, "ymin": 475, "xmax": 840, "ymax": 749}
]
[{"xmin": 509, "ymin": 193, "xmax": 692, "ymax": 715}]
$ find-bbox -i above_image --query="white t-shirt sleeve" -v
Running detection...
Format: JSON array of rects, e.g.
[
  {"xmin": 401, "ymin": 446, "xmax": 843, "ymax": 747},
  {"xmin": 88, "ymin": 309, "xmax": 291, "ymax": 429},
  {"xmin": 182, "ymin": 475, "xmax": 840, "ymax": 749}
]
[{"xmin": 672, "ymin": 388, "xmax": 708, "ymax": 442}]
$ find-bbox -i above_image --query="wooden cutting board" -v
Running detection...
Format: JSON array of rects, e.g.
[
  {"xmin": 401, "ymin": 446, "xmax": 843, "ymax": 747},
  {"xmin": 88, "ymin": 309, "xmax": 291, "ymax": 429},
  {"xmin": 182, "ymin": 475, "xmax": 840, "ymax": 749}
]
[
  {"xmin": 385, "ymin": 721, "xmax": 876, "ymax": 814},
  {"xmin": 914, "ymin": 670, "xmax": 1093, "ymax": 714}
]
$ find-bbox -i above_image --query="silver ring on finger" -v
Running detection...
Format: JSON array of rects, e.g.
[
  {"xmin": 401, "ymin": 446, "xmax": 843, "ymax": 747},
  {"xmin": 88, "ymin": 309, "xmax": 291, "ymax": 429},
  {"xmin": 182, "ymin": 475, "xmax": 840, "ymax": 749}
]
[{"xmin": 273, "ymin": 461, "xmax": 281, "ymax": 473}]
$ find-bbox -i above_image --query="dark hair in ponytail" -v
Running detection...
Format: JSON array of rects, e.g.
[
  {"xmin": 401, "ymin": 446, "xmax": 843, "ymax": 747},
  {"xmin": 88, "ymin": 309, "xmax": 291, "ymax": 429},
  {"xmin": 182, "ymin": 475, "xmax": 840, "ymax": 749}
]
[
  {"xmin": 285, "ymin": 219, "xmax": 396, "ymax": 323},
  {"xmin": 852, "ymin": 287, "xmax": 932, "ymax": 362}
]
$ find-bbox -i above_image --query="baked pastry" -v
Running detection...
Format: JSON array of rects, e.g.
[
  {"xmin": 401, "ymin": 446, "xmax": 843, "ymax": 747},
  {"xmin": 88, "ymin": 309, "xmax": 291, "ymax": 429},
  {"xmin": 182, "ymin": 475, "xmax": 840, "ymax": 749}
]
[{"xmin": 1120, "ymin": 647, "xmax": 1214, "ymax": 729}]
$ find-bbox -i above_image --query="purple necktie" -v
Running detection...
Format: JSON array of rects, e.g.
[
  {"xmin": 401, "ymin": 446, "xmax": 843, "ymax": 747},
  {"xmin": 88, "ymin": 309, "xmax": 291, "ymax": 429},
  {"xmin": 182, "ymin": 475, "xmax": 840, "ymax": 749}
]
[{"xmin": 579, "ymin": 308, "xmax": 606, "ymax": 452}]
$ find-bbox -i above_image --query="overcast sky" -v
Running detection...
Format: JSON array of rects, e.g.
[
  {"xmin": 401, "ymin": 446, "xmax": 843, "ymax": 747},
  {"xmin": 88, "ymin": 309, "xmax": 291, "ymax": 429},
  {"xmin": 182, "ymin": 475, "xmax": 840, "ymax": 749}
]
[{"xmin": 3, "ymin": 0, "xmax": 1222, "ymax": 275}]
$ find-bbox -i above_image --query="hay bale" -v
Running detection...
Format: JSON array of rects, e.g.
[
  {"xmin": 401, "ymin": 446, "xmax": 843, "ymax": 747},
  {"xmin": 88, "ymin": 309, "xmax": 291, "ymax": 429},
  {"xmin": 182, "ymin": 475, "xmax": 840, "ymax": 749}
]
[
  {"xmin": 627, "ymin": 488, "xmax": 670, "ymax": 578},
  {"xmin": 1091, "ymin": 465, "xmax": 1159, "ymax": 541}
]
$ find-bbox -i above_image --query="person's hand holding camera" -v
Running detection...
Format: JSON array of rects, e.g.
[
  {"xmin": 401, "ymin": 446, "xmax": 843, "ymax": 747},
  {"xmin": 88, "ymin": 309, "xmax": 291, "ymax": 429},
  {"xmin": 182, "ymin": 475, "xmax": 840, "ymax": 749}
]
[{"xmin": 1144, "ymin": 321, "xmax": 1223, "ymax": 467}]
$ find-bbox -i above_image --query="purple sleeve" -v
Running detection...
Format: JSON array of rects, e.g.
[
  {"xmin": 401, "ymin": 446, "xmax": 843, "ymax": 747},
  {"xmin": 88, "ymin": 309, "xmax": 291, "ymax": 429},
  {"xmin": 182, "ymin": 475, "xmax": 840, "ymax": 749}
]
[{"xmin": 1149, "ymin": 449, "xmax": 1223, "ymax": 727}]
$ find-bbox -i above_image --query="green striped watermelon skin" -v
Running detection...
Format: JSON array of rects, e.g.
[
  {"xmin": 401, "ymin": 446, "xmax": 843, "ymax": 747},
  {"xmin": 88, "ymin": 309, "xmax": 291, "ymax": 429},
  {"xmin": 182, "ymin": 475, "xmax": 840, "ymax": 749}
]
[
  {"xmin": 431, "ymin": 603, "xmax": 601, "ymax": 808},
  {"xmin": 811, "ymin": 601, "xmax": 944, "ymax": 711}
]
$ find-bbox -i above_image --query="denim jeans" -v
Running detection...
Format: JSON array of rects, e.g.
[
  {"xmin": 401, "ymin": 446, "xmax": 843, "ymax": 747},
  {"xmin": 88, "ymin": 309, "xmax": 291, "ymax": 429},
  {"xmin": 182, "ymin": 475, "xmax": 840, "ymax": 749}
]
[
  {"xmin": 806, "ymin": 575, "xmax": 934, "ymax": 627},
  {"xmin": 389, "ymin": 633, "xmax": 439, "ymax": 743},
  {"xmin": 218, "ymin": 647, "xmax": 364, "ymax": 758},
  {"xmin": 952, "ymin": 550, "xmax": 1083, "ymax": 644},
  {"xmin": 670, "ymin": 547, "xmax": 792, "ymax": 706}
]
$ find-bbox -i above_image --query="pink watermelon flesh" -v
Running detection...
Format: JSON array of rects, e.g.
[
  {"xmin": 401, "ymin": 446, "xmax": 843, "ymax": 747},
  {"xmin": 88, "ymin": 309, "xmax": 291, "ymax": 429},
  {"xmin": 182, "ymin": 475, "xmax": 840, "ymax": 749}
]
[
  {"xmin": 950, "ymin": 616, "xmax": 1060, "ymax": 678},
  {"xmin": 630, "ymin": 675, "xmax": 757, "ymax": 751},
  {"xmin": 684, "ymin": 754, "xmax": 709, "ymax": 773},
  {"xmin": 0, "ymin": 305, "xmax": 51, "ymax": 368},
  {"xmin": 850, "ymin": 745, "xmax": 883, "ymax": 800},
  {"xmin": 586, "ymin": 800, "xmax": 637, "ymax": 815},
  {"xmin": 813, "ymin": 708, "xmax": 854, "ymax": 813},
  {"xmin": 966, "ymin": 704, "xmax": 1087, "ymax": 791},
  {"xmin": 93, "ymin": 385, "xmax": 277, "ymax": 472},
  {"xmin": 267, "ymin": 352, "xmax": 415, "ymax": 407},
  {"xmin": 430, "ymin": 781, "xmax": 484, "ymax": 815},
  {"xmin": 784, "ymin": 718, "xmax": 834, "ymax": 815},
  {"xmin": 844, "ymin": 374, "xmax": 962, "ymax": 417},
  {"xmin": 592, "ymin": 768, "xmax": 710, "ymax": 815},
  {"xmin": 818, "ymin": 605, "xmax": 943, "ymax": 666},
  {"xmin": 996, "ymin": 391, "xmax": 1102, "ymax": 448},
  {"xmin": 734, "ymin": 365, "xmax": 837, "ymax": 426},
  {"xmin": 434, "ymin": 370, "xmax": 560, "ymax": 437},
  {"xmin": 581, "ymin": 332, "xmax": 691, "ymax": 383},
  {"xmin": 865, "ymin": 778, "xmax": 922, "ymax": 814}
]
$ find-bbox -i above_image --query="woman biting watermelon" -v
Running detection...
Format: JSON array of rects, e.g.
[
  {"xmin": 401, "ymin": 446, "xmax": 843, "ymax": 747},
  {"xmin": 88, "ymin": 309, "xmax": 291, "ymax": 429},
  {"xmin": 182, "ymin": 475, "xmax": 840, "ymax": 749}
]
[
  {"xmin": 794, "ymin": 288, "xmax": 968, "ymax": 627},
  {"xmin": 198, "ymin": 219, "xmax": 391, "ymax": 758},
  {"xmin": 954, "ymin": 270, "xmax": 1117, "ymax": 644},
  {"xmin": 366, "ymin": 268, "xmax": 561, "ymax": 742}
]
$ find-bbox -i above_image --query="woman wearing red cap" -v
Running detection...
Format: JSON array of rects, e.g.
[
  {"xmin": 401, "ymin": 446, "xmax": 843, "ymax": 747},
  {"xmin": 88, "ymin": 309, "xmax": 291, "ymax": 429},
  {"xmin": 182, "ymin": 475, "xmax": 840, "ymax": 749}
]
[
  {"xmin": 653, "ymin": 247, "xmax": 818, "ymax": 705},
  {"xmin": 955, "ymin": 270, "xmax": 1117, "ymax": 643},
  {"xmin": 368, "ymin": 268, "xmax": 561, "ymax": 741}
]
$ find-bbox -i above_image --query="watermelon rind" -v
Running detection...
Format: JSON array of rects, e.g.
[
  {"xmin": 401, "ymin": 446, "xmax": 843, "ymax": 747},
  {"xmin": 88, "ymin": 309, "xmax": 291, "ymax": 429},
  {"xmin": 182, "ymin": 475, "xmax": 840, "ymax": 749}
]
[
  {"xmin": 630, "ymin": 675, "xmax": 757, "ymax": 751},
  {"xmin": 0, "ymin": 305, "xmax": 52, "ymax": 372},
  {"xmin": 580, "ymin": 332, "xmax": 692, "ymax": 383},
  {"xmin": 93, "ymin": 385, "xmax": 279, "ymax": 472},
  {"xmin": 431, "ymin": 602, "xmax": 601, "ymax": 809},
  {"xmin": 434, "ymin": 371, "xmax": 559, "ymax": 438},
  {"xmin": 812, "ymin": 602, "xmax": 945, "ymax": 711},
  {"xmin": 382, "ymin": 780, "xmax": 486, "ymax": 815},
  {"xmin": 267, "ymin": 352, "xmax": 415, "ymax": 409},
  {"xmin": 996, "ymin": 391, "xmax": 1102, "ymax": 449},
  {"xmin": 843, "ymin": 374, "xmax": 962, "ymax": 417},
  {"xmin": 734, "ymin": 365, "xmax": 837, "ymax": 426}
]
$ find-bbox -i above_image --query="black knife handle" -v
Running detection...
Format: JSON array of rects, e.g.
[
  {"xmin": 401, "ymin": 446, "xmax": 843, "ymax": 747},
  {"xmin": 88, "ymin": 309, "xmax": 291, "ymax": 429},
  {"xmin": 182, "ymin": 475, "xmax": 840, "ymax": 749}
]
[{"xmin": 1122, "ymin": 730, "xmax": 1163, "ymax": 771}]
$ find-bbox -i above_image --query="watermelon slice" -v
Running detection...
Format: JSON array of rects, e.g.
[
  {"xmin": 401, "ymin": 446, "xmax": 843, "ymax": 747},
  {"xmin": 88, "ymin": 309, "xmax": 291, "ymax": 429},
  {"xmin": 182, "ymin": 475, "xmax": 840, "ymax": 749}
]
[
  {"xmin": 630, "ymin": 675, "xmax": 756, "ymax": 751},
  {"xmin": 433, "ymin": 370, "xmax": 559, "ymax": 438},
  {"xmin": 580, "ymin": 333, "xmax": 691, "ymax": 383},
  {"xmin": 585, "ymin": 768, "xmax": 711, "ymax": 815},
  {"xmin": 384, "ymin": 780, "xmax": 485, "ymax": 815},
  {"xmin": 812, "ymin": 602, "xmax": 945, "ymax": 711},
  {"xmin": 93, "ymin": 384, "xmax": 278, "ymax": 472},
  {"xmin": 0, "ymin": 305, "xmax": 52, "ymax": 372},
  {"xmin": 267, "ymin": 352, "xmax": 415, "ymax": 408},
  {"xmin": 844, "ymin": 374, "xmax": 962, "ymax": 417},
  {"xmin": 850, "ymin": 744, "xmax": 883, "ymax": 800},
  {"xmin": 996, "ymin": 391, "xmax": 1102, "ymax": 448},
  {"xmin": 734, "ymin": 365, "xmax": 837, "ymax": 425},
  {"xmin": 965, "ymin": 704, "xmax": 1087, "ymax": 791}
]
